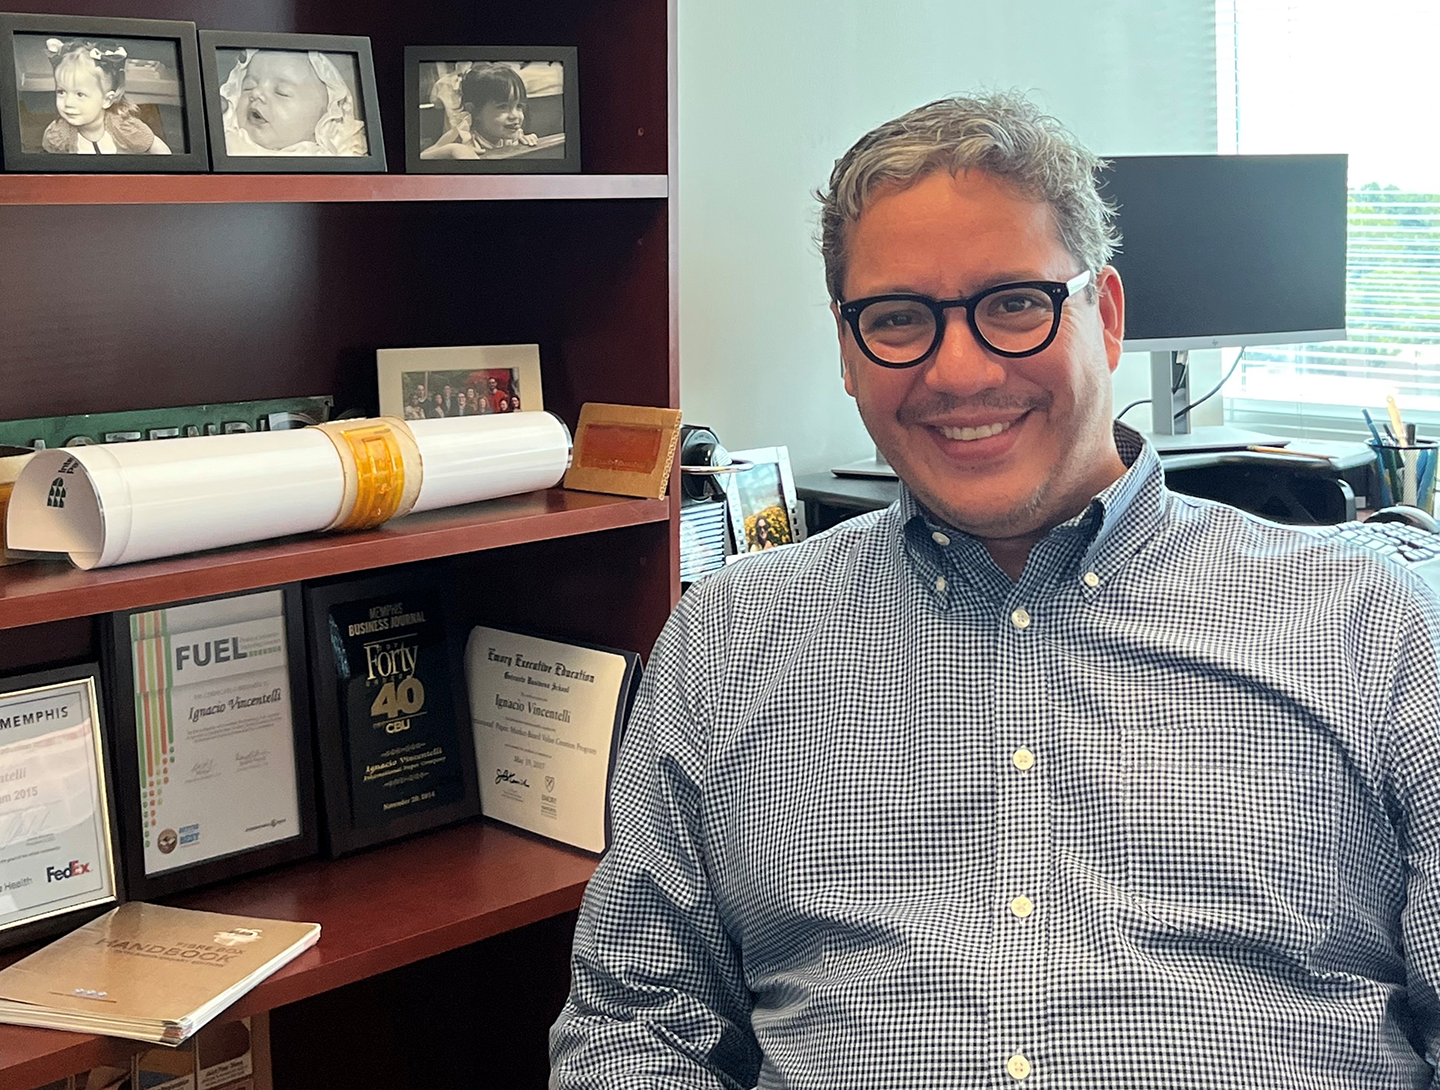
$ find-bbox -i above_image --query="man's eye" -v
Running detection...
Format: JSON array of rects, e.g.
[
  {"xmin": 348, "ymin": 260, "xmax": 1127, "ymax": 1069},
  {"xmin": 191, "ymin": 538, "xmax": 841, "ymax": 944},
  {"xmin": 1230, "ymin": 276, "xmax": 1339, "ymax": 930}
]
[{"xmin": 241, "ymin": 79, "xmax": 256, "ymax": 91}]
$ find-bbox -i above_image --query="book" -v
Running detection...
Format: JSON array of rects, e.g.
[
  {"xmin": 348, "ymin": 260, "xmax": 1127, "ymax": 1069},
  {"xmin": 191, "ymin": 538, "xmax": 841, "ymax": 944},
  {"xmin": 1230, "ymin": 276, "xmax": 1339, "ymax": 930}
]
[{"xmin": 0, "ymin": 902, "xmax": 319, "ymax": 1045}]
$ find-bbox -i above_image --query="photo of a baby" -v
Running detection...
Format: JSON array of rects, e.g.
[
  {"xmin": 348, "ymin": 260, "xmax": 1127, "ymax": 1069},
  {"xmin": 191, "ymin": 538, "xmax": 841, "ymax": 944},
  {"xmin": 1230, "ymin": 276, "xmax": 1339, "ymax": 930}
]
[
  {"xmin": 216, "ymin": 47, "xmax": 366, "ymax": 157},
  {"xmin": 11, "ymin": 32, "xmax": 181, "ymax": 155},
  {"xmin": 404, "ymin": 49, "xmax": 579, "ymax": 173},
  {"xmin": 199, "ymin": 31, "xmax": 383, "ymax": 172}
]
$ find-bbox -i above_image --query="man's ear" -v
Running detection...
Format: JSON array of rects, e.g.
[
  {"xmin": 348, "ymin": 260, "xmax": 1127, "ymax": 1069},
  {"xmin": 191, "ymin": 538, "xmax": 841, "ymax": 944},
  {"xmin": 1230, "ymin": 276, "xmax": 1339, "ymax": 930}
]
[
  {"xmin": 1096, "ymin": 265, "xmax": 1126, "ymax": 373},
  {"xmin": 832, "ymin": 301, "xmax": 858, "ymax": 397}
]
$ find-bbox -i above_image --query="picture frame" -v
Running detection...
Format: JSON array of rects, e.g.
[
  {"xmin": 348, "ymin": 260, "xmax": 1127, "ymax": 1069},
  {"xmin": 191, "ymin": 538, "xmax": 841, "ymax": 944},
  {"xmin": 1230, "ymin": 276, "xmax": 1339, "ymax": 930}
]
[
  {"xmin": 198, "ymin": 30, "xmax": 384, "ymax": 173},
  {"xmin": 376, "ymin": 344, "xmax": 545, "ymax": 421},
  {"xmin": 104, "ymin": 585, "xmax": 320, "ymax": 900},
  {"xmin": 303, "ymin": 564, "xmax": 481, "ymax": 857},
  {"xmin": 724, "ymin": 446, "xmax": 808, "ymax": 554},
  {"xmin": 0, "ymin": 12, "xmax": 208, "ymax": 172},
  {"xmin": 404, "ymin": 46, "xmax": 580, "ymax": 174},
  {"xmin": 0, "ymin": 662, "xmax": 122, "ymax": 951}
]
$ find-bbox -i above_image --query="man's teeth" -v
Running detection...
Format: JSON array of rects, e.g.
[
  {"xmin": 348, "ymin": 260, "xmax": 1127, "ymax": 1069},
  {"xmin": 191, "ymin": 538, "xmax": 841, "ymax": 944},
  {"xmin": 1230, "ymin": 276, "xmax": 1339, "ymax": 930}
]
[{"xmin": 939, "ymin": 420, "xmax": 1013, "ymax": 442}]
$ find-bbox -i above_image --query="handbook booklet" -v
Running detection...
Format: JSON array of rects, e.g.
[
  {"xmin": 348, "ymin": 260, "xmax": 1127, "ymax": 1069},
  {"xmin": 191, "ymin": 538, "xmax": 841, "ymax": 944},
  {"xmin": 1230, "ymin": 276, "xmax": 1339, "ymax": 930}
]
[{"xmin": 0, "ymin": 902, "xmax": 319, "ymax": 1045}]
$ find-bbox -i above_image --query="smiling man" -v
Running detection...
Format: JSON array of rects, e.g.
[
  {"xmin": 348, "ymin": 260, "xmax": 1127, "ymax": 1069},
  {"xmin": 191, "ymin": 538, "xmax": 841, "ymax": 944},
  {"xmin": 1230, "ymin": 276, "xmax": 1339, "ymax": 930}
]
[{"xmin": 551, "ymin": 92, "xmax": 1440, "ymax": 1088}]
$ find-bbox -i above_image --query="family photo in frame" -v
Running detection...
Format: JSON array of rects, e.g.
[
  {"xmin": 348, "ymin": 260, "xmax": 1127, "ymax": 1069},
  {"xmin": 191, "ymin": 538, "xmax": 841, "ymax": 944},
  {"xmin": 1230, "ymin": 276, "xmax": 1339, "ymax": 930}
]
[
  {"xmin": 376, "ymin": 344, "xmax": 544, "ymax": 421},
  {"xmin": 404, "ymin": 46, "xmax": 580, "ymax": 173}
]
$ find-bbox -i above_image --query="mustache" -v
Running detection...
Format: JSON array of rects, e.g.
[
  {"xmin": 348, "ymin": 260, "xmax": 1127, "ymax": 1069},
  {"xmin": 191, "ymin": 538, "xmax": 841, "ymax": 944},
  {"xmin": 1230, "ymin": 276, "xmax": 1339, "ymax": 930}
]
[{"xmin": 899, "ymin": 391, "xmax": 1053, "ymax": 423}]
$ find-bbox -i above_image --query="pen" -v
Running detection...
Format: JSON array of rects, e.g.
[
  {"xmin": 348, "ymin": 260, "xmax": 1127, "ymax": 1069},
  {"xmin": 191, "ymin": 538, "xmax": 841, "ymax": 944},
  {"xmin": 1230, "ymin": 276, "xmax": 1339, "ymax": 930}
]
[
  {"xmin": 1363, "ymin": 408, "xmax": 1384, "ymax": 446},
  {"xmin": 1388, "ymin": 395, "xmax": 1408, "ymax": 444},
  {"xmin": 1246, "ymin": 445, "xmax": 1334, "ymax": 462}
]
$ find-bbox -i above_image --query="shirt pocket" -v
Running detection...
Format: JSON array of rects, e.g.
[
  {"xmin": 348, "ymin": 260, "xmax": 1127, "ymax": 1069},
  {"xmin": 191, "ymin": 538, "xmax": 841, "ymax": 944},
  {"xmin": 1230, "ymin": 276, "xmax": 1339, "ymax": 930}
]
[{"xmin": 1121, "ymin": 708, "xmax": 1338, "ymax": 970}]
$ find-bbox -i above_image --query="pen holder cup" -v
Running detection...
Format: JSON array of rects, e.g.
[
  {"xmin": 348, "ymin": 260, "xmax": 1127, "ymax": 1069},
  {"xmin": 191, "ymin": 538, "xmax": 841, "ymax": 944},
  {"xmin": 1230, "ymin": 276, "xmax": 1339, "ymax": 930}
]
[{"xmin": 1368, "ymin": 437, "xmax": 1439, "ymax": 513}]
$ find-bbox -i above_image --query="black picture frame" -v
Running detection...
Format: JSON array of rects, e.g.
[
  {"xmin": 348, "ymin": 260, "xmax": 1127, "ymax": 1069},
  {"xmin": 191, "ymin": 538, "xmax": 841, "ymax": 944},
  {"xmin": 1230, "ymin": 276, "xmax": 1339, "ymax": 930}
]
[
  {"xmin": 0, "ymin": 662, "xmax": 122, "ymax": 951},
  {"xmin": 304, "ymin": 565, "xmax": 481, "ymax": 857},
  {"xmin": 404, "ymin": 46, "xmax": 580, "ymax": 174},
  {"xmin": 105, "ymin": 585, "xmax": 319, "ymax": 901},
  {"xmin": 198, "ymin": 30, "xmax": 385, "ymax": 173},
  {"xmin": 0, "ymin": 12, "xmax": 208, "ymax": 172}
]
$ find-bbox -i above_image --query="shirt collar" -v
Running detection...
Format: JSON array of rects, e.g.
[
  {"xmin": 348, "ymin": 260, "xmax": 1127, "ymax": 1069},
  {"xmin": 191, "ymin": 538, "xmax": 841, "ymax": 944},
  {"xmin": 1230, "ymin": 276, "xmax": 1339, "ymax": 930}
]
[{"xmin": 897, "ymin": 421, "xmax": 1166, "ymax": 588}]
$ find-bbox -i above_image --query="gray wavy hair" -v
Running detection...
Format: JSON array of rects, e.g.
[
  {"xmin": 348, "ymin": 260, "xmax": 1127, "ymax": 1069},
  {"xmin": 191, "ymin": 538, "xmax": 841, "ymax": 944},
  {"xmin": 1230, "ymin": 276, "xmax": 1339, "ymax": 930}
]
[{"xmin": 817, "ymin": 90, "xmax": 1119, "ymax": 301}]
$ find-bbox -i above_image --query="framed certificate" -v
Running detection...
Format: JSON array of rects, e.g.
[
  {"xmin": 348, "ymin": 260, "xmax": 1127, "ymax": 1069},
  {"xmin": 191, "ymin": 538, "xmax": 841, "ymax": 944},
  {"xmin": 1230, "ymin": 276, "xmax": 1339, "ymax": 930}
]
[
  {"xmin": 304, "ymin": 567, "xmax": 481, "ymax": 856},
  {"xmin": 0, "ymin": 663, "xmax": 120, "ymax": 950},
  {"xmin": 464, "ymin": 627, "xmax": 640, "ymax": 852},
  {"xmin": 106, "ymin": 587, "xmax": 319, "ymax": 899}
]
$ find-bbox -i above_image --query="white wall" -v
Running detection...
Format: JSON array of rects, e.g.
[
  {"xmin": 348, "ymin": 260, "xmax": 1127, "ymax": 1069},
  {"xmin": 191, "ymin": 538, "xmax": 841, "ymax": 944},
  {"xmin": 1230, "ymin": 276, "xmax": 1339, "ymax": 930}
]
[{"xmin": 678, "ymin": 2, "xmax": 1219, "ymax": 472}]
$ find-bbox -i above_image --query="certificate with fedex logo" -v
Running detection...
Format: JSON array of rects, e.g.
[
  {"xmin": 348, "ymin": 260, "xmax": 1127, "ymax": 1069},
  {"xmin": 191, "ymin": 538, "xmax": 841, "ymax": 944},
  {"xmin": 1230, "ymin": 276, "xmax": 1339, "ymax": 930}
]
[{"xmin": 0, "ymin": 665, "xmax": 118, "ymax": 946}]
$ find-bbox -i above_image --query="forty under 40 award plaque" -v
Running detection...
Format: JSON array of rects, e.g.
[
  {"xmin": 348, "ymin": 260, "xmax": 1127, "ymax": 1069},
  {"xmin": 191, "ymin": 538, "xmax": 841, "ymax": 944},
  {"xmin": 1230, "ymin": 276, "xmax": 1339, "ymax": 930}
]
[{"xmin": 304, "ymin": 568, "xmax": 480, "ymax": 855}]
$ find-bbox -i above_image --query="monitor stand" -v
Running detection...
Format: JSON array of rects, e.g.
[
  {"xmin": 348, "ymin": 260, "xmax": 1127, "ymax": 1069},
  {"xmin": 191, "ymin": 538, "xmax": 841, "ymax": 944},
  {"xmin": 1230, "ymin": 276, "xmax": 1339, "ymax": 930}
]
[
  {"xmin": 1146, "ymin": 349, "xmax": 1291, "ymax": 454},
  {"xmin": 831, "ymin": 447, "xmax": 896, "ymax": 479}
]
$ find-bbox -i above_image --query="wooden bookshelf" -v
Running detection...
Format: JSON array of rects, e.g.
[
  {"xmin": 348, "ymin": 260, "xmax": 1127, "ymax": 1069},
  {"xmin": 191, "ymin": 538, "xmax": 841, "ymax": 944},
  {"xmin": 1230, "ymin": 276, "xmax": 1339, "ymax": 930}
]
[
  {"xmin": 0, "ymin": 824, "xmax": 598, "ymax": 1089},
  {"xmin": 0, "ymin": 0, "xmax": 677, "ymax": 1083},
  {"xmin": 0, "ymin": 491, "xmax": 669, "ymax": 631},
  {"xmin": 0, "ymin": 172, "xmax": 669, "ymax": 206}
]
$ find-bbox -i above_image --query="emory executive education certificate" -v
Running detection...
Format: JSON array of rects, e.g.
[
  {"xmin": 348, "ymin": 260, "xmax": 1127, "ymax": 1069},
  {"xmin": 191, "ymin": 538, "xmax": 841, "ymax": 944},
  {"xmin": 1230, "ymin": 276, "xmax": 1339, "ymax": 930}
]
[
  {"xmin": 465, "ymin": 627, "xmax": 639, "ymax": 852},
  {"xmin": 128, "ymin": 590, "xmax": 301, "ymax": 877},
  {"xmin": 0, "ymin": 672, "xmax": 117, "ymax": 935}
]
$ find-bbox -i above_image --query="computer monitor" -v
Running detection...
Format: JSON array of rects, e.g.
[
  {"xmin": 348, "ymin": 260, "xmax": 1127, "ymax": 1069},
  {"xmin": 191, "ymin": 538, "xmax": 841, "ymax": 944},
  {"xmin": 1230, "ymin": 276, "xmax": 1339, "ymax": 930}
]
[{"xmin": 1100, "ymin": 153, "xmax": 1348, "ymax": 451}]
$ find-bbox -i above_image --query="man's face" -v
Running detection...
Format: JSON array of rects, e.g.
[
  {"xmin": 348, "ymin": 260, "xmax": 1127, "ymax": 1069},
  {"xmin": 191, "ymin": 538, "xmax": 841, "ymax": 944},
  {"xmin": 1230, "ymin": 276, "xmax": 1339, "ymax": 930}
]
[{"xmin": 835, "ymin": 169, "xmax": 1125, "ymax": 539}]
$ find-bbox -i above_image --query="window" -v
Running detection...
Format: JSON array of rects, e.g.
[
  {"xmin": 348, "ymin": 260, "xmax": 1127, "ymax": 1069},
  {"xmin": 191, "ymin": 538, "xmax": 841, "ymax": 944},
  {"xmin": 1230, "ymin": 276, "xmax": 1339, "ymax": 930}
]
[{"xmin": 1219, "ymin": 0, "xmax": 1440, "ymax": 439}]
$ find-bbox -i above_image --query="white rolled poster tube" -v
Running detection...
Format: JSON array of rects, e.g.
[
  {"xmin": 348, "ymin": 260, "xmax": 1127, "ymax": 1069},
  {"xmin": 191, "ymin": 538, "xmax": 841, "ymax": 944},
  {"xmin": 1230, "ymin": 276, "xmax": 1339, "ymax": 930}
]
[
  {"xmin": 406, "ymin": 411, "xmax": 572, "ymax": 514},
  {"xmin": 6, "ymin": 412, "xmax": 572, "ymax": 570}
]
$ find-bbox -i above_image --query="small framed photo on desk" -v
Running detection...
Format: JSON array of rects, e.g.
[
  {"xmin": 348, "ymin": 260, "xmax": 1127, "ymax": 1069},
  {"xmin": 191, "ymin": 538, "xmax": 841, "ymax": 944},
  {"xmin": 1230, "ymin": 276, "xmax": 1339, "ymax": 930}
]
[{"xmin": 724, "ymin": 446, "xmax": 807, "ymax": 554}]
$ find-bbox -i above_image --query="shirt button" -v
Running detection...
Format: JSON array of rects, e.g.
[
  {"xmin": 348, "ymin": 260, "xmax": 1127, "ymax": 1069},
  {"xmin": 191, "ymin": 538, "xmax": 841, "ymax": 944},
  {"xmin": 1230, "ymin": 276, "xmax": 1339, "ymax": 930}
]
[
  {"xmin": 931, "ymin": 530, "xmax": 950, "ymax": 546},
  {"xmin": 1012, "ymin": 748, "xmax": 1036, "ymax": 772},
  {"xmin": 1009, "ymin": 896, "xmax": 1034, "ymax": 918},
  {"xmin": 1083, "ymin": 571, "xmax": 1100, "ymax": 588},
  {"xmin": 1010, "ymin": 608, "xmax": 1031, "ymax": 630},
  {"xmin": 1007, "ymin": 1054, "xmax": 1032, "ymax": 1080},
  {"xmin": 935, "ymin": 576, "xmax": 947, "ymax": 594}
]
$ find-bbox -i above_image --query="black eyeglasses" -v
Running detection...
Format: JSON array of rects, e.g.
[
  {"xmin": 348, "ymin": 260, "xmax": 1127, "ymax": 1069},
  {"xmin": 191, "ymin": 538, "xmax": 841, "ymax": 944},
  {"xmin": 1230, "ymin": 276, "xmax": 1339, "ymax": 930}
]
[{"xmin": 838, "ymin": 269, "xmax": 1093, "ymax": 368}]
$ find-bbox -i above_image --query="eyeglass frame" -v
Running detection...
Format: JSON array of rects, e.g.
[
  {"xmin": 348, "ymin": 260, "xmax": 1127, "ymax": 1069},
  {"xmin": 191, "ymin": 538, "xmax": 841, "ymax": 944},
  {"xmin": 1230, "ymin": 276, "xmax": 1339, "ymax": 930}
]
[{"xmin": 836, "ymin": 269, "xmax": 1094, "ymax": 368}]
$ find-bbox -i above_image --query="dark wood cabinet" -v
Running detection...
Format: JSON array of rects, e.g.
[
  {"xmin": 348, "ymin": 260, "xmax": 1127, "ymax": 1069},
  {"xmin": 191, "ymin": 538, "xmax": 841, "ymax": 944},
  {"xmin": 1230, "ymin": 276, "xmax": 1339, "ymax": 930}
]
[{"xmin": 0, "ymin": 0, "xmax": 676, "ymax": 1085}]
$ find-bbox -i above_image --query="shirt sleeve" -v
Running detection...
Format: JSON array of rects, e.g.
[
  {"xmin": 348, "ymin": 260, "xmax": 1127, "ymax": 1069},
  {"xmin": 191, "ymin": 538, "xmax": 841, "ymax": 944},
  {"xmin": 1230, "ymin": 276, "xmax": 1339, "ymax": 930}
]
[
  {"xmin": 550, "ymin": 581, "xmax": 761, "ymax": 1089},
  {"xmin": 1382, "ymin": 590, "xmax": 1440, "ymax": 1078}
]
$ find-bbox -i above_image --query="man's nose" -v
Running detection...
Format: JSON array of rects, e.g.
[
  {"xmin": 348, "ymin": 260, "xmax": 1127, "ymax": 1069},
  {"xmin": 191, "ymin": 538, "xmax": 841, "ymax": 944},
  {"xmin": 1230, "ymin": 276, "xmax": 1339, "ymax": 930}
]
[{"xmin": 923, "ymin": 311, "xmax": 1007, "ymax": 396}]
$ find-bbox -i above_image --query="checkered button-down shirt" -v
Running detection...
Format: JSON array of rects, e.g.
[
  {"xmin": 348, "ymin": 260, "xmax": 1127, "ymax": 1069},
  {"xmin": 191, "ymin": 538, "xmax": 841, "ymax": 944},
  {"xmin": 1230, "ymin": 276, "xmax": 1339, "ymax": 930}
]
[{"xmin": 552, "ymin": 425, "xmax": 1440, "ymax": 1088}]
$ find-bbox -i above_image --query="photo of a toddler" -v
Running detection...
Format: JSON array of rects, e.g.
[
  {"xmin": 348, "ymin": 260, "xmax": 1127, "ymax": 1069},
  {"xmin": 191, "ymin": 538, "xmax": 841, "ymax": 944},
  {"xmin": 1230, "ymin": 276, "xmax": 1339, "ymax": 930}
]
[
  {"xmin": 216, "ymin": 47, "xmax": 367, "ymax": 157},
  {"xmin": 10, "ymin": 32, "xmax": 182, "ymax": 155},
  {"xmin": 417, "ymin": 60, "xmax": 566, "ymax": 162}
]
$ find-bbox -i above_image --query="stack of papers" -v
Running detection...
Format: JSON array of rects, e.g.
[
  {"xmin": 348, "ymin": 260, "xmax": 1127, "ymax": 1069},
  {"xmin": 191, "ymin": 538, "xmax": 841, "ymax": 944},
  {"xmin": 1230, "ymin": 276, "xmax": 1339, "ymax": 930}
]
[{"xmin": 0, "ymin": 902, "xmax": 319, "ymax": 1045}]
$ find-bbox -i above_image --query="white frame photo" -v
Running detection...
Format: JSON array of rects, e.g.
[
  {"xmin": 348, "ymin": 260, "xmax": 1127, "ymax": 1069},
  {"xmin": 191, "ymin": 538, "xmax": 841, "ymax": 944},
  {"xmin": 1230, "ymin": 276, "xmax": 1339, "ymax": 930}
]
[
  {"xmin": 376, "ymin": 344, "xmax": 545, "ymax": 421},
  {"xmin": 724, "ymin": 446, "xmax": 807, "ymax": 555}
]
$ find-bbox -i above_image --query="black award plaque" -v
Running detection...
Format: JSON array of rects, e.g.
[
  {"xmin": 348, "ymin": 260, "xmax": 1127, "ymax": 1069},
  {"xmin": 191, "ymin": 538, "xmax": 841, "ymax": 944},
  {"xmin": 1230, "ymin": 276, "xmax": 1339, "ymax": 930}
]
[{"xmin": 304, "ymin": 567, "xmax": 480, "ymax": 855}]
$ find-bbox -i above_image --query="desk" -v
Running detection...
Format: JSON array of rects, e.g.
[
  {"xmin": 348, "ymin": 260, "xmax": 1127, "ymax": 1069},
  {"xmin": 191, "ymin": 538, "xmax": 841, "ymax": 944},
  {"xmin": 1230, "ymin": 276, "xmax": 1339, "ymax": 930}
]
[{"xmin": 797, "ymin": 442, "xmax": 1375, "ymax": 532}]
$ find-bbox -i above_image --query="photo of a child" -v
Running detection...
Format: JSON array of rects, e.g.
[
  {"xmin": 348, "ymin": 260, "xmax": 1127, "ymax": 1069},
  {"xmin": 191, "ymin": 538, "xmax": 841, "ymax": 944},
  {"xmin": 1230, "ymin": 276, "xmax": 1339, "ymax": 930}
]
[
  {"xmin": 11, "ymin": 32, "xmax": 181, "ymax": 155},
  {"xmin": 417, "ymin": 59, "xmax": 567, "ymax": 162},
  {"xmin": 216, "ymin": 47, "xmax": 367, "ymax": 157}
]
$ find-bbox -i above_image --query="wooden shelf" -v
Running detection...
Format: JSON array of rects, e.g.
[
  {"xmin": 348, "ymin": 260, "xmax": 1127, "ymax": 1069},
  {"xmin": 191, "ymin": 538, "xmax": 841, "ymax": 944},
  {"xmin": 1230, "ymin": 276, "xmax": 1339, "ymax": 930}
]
[
  {"xmin": 0, "ymin": 490, "xmax": 669, "ymax": 631},
  {"xmin": 0, "ymin": 822, "xmax": 598, "ymax": 1088},
  {"xmin": 0, "ymin": 173, "xmax": 668, "ymax": 207}
]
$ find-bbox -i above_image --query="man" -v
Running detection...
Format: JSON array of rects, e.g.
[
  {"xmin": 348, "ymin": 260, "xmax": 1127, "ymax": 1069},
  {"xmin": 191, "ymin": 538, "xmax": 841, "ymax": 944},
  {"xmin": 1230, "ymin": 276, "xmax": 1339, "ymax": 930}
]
[{"xmin": 551, "ymin": 92, "xmax": 1440, "ymax": 1087}]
